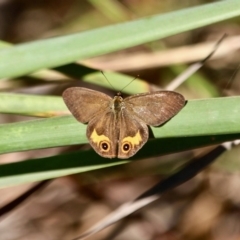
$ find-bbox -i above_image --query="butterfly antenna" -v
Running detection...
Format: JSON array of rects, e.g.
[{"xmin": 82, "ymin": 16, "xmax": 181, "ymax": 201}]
[
  {"xmin": 120, "ymin": 75, "xmax": 140, "ymax": 92},
  {"xmin": 100, "ymin": 71, "xmax": 116, "ymax": 92},
  {"xmin": 225, "ymin": 63, "xmax": 240, "ymax": 90}
]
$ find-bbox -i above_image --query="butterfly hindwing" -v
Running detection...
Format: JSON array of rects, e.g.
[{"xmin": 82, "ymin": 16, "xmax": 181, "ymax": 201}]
[
  {"xmin": 87, "ymin": 111, "xmax": 118, "ymax": 158},
  {"xmin": 117, "ymin": 111, "xmax": 148, "ymax": 159}
]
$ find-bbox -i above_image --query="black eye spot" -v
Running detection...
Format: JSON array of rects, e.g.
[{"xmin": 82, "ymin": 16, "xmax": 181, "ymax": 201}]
[
  {"xmin": 123, "ymin": 143, "xmax": 130, "ymax": 151},
  {"xmin": 102, "ymin": 142, "xmax": 109, "ymax": 150}
]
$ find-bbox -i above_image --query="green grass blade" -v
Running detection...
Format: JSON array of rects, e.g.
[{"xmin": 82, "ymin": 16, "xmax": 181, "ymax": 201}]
[
  {"xmin": 0, "ymin": 151, "xmax": 128, "ymax": 188},
  {"xmin": 0, "ymin": 93, "xmax": 66, "ymax": 116},
  {"xmin": 0, "ymin": 0, "xmax": 239, "ymax": 78},
  {"xmin": 0, "ymin": 133, "xmax": 239, "ymax": 188},
  {"xmin": 88, "ymin": 0, "xmax": 129, "ymax": 22},
  {"xmin": 0, "ymin": 72, "xmax": 151, "ymax": 116},
  {"xmin": 0, "ymin": 96, "xmax": 239, "ymax": 154}
]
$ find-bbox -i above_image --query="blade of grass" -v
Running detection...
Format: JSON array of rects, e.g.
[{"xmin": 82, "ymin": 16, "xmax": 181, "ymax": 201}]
[
  {"xmin": 0, "ymin": 93, "xmax": 67, "ymax": 117},
  {"xmin": 0, "ymin": 133, "xmax": 240, "ymax": 189},
  {"xmin": 88, "ymin": 0, "xmax": 129, "ymax": 22},
  {"xmin": 0, "ymin": 96, "xmax": 239, "ymax": 154},
  {"xmin": 0, "ymin": 72, "xmax": 152, "ymax": 116},
  {"xmin": 0, "ymin": 0, "xmax": 240, "ymax": 78},
  {"xmin": 81, "ymin": 71, "xmax": 151, "ymax": 94}
]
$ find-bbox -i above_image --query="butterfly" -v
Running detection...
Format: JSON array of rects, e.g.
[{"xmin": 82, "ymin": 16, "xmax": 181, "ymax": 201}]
[{"xmin": 62, "ymin": 87, "xmax": 185, "ymax": 159}]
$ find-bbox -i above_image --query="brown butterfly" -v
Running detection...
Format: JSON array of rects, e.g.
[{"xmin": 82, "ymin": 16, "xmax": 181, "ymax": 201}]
[{"xmin": 62, "ymin": 87, "xmax": 185, "ymax": 159}]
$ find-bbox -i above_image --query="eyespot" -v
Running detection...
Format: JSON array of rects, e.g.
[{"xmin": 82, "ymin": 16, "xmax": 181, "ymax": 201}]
[
  {"xmin": 121, "ymin": 142, "xmax": 132, "ymax": 153},
  {"xmin": 100, "ymin": 141, "xmax": 110, "ymax": 152}
]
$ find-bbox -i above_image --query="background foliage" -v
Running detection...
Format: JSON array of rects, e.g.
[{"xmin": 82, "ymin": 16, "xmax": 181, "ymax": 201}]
[{"xmin": 0, "ymin": 0, "xmax": 240, "ymax": 240}]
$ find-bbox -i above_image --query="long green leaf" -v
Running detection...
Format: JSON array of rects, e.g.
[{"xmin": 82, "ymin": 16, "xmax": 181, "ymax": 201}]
[
  {"xmin": 0, "ymin": 93, "xmax": 66, "ymax": 116},
  {"xmin": 0, "ymin": 72, "xmax": 152, "ymax": 116},
  {"xmin": 0, "ymin": 0, "xmax": 240, "ymax": 78},
  {"xmin": 0, "ymin": 133, "xmax": 240, "ymax": 188},
  {"xmin": 1, "ymin": 96, "xmax": 240, "ymax": 154}
]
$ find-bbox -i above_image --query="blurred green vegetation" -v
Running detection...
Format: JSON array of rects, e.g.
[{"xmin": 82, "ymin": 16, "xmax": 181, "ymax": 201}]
[{"xmin": 0, "ymin": 1, "xmax": 240, "ymax": 239}]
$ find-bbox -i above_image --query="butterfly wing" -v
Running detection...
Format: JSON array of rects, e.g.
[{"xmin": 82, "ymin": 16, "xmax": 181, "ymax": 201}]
[
  {"xmin": 63, "ymin": 88, "xmax": 185, "ymax": 159},
  {"xmin": 124, "ymin": 91, "xmax": 185, "ymax": 126},
  {"xmin": 87, "ymin": 111, "xmax": 118, "ymax": 158},
  {"xmin": 62, "ymin": 87, "xmax": 112, "ymax": 123},
  {"xmin": 117, "ymin": 112, "xmax": 148, "ymax": 159},
  {"xmin": 63, "ymin": 87, "xmax": 118, "ymax": 158},
  {"xmin": 116, "ymin": 91, "xmax": 185, "ymax": 158}
]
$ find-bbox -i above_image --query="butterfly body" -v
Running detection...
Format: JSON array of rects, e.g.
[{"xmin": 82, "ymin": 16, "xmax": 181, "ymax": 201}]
[{"xmin": 63, "ymin": 87, "xmax": 185, "ymax": 159}]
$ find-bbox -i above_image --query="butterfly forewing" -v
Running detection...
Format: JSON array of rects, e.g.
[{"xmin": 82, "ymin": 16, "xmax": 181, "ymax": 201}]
[
  {"xmin": 124, "ymin": 91, "xmax": 185, "ymax": 126},
  {"xmin": 63, "ymin": 87, "xmax": 111, "ymax": 123}
]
